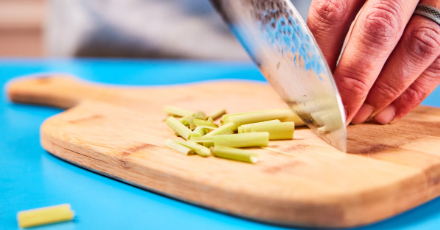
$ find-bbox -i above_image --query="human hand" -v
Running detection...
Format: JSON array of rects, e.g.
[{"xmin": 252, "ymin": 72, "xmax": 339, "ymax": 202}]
[{"xmin": 307, "ymin": 0, "xmax": 440, "ymax": 124}]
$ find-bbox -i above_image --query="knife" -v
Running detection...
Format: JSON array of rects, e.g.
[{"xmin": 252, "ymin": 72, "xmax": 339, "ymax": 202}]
[{"xmin": 211, "ymin": 0, "xmax": 347, "ymax": 152}]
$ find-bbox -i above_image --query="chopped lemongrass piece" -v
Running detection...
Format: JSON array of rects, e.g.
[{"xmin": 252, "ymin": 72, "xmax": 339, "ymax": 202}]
[
  {"xmin": 281, "ymin": 111, "xmax": 305, "ymax": 126},
  {"xmin": 189, "ymin": 136, "xmax": 215, "ymax": 147},
  {"xmin": 242, "ymin": 122, "xmax": 295, "ymax": 140},
  {"xmin": 213, "ymin": 132, "xmax": 269, "ymax": 148},
  {"xmin": 211, "ymin": 146, "xmax": 258, "ymax": 163},
  {"xmin": 207, "ymin": 117, "xmax": 214, "ymax": 123},
  {"xmin": 195, "ymin": 111, "xmax": 206, "ymax": 120},
  {"xmin": 205, "ymin": 122, "xmax": 235, "ymax": 136},
  {"xmin": 222, "ymin": 111, "xmax": 257, "ymax": 124},
  {"xmin": 179, "ymin": 115, "xmax": 191, "ymax": 125},
  {"xmin": 193, "ymin": 119, "xmax": 218, "ymax": 129},
  {"xmin": 222, "ymin": 109, "xmax": 286, "ymax": 123},
  {"xmin": 188, "ymin": 117, "xmax": 196, "ymax": 130},
  {"xmin": 227, "ymin": 109, "xmax": 292, "ymax": 130},
  {"xmin": 239, "ymin": 120, "xmax": 281, "ymax": 133},
  {"xmin": 311, "ymin": 108, "xmax": 341, "ymax": 132},
  {"xmin": 173, "ymin": 139, "xmax": 211, "ymax": 157},
  {"xmin": 191, "ymin": 127, "xmax": 207, "ymax": 138},
  {"xmin": 164, "ymin": 106, "xmax": 194, "ymax": 117},
  {"xmin": 166, "ymin": 117, "xmax": 191, "ymax": 140},
  {"xmin": 224, "ymin": 109, "xmax": 306, "ymax": 127},
  {"xmin": 180, "ymin": 115, "xmax": 197, "ymax": 130},
  {"xmin": 17, "ymin": 204, "xmax": 74, "ymax": 228},
  {"xmin": 164, "ymin": 139, "xmax": 194, "ymax": 155},
  {"xmin": 189, "ymin": 136, "xmax": 213, "ymax": 143},
  {"xmin": 181, "ymin": 120, "xmax": 189, "ymax": 127},
  {"xmin": 209, "ymin": 109, "xmax": 226, "ymax": 120}
]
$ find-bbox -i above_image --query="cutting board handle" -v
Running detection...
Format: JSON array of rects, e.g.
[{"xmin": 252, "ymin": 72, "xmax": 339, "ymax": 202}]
[{"xmin": 7, "ymin": 74, "xmax": 102, "ymax": 109}]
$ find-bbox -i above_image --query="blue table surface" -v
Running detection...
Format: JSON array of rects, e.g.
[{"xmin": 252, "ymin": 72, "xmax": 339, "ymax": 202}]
[{"xmin": 1, "ymin": 59, "xmax": 440, "ymax": 230}]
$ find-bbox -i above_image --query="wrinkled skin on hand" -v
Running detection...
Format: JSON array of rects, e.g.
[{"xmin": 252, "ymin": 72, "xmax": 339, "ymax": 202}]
[{"xmin": 307, "ymin": 0, "xmax": 440, "ymax": 125}]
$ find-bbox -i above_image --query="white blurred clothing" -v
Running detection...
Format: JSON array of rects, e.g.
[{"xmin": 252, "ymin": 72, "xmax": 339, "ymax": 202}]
[{"xmin": 46, "ymin": 0, "xmax": 312, "ymax": 60}]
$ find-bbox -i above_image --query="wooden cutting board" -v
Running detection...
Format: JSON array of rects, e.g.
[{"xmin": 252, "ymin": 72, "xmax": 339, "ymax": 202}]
[{"xmin": 7, "ymin": 75, "xmax": 440, "ymax": 228}]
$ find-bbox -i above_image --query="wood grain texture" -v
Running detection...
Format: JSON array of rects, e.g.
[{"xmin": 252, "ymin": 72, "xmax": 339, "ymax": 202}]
[{"xmin": 7, "ymin": 75, "xmax": 440, "ymax": 228}]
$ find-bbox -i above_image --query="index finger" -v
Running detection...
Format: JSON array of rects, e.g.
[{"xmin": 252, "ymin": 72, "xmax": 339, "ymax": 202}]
[
  {"xmin": 307, "ymin": 0, "xmax": 366, "ymax": 71},
  {"xmin": 334, "ymin": 0, "xmax": 418, "ymax": 123}
]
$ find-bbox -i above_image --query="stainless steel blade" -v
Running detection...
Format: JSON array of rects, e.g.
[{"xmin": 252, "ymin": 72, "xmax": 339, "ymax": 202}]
[{"xmin": 211, "ymin": 0, "xmax": 347, "ymax": 152}]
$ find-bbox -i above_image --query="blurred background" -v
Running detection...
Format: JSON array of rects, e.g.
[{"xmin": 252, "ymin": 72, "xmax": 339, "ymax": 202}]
[{"xmin": 0, "ymin": 0, "xmax": 312, "ymax": 59}]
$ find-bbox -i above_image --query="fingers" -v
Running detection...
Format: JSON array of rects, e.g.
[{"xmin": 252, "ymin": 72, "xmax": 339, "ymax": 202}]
[
  {"xmin": 376, "ymin": 57, "xmax": 440, "ymax": 124},
  {"xmin": 307, "ymin": 0, "xmax": 366, "ymax": 71},
  {"xmin": 334, "ymin": 0, "xmax": 419, "ymax": 123},
  {"xmin": 352, "ymin": 15, "xmax": 440, "ymax": 124}
]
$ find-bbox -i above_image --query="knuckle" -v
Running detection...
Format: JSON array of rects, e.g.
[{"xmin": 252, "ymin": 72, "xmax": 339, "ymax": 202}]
[
  {"xmin": 421, "ymin": 58, "xmax": 440, "ymax": 82},
  {"xmin": 428, "ymin": 57, "xmax": 440, "ymax": 73},
  {"xmin": 310, "ymin": 0, "xmax": 348, "ymax": 27},
  {"xmin": 362, "ymin": 2, "xmax": 403, "ymax": 43},
  {"xmin": 373, "ymin": 80, "xmax": 403, "ymax": 102},
  {"xmin": 407, "ymin": 25, "xmax": 440, "ymax": 59},
  {"xmin": 403, "ymin": 84, "xmax": 428, "ymax": 105},
  {"xmin": 336, "ymin": 69, "xmax": 371, "ymax": 101}
]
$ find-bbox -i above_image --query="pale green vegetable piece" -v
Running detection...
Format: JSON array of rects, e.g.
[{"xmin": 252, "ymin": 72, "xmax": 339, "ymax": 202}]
[
  {"xmin": 180, "ymin": 120, "xmax": 189, "ymax": 126},
  {"xmin": 209, "ymin": 109, "xmax": 227, "ymax": 121},
  {"xmin": 207, "ymin": 117, "xmax": 214, "ymax": 123},
  {"xmin": 179, "ymin": 115, "xmax": 191, "ymax": 125},
  {"xmin": 173, "ymin": 139, "xmax": 211, "ymax": 157},
  {"xmin": 311, "ymin": 108, "xmax": 341, "ymax": 132},
  {"xmin": 224, "ymin": 109, "xmax": 306, "ymax": 127},
  {"xmin": 189, "ymin": 136, "xmax": 213, "ymax": 142},
  {"xmin": 222, "ymin": 109, "xmax": 286, "ymax": 124},
  {"xmin": 213, "ymin": 132, "xmax": 269, "ymax": 148},
  {"xmin": 280, "ymin": 111, "xmax": 305, "ymax": 126},
  {"xmin": 189, "ymin": 136, "xmax": 214, "ymax": 147},
  {"xmin": 188, "ymin": 116, "xmax": 196, "ymax": 130},
  {"xmin": 191, "ymin": 127, "xmax": 207, "ymax": 138},
  {"xmin": 179, "ymin": 115, "xmax": 190, "ymax": 121},
  {"xmin": 180, "ymin": 115, "xmax": 197, "ymax": 130},
  {"xmin": 238, "ymin": 120, "xmax": 281, "ymax": 133},
  {"xmin": 205, "ymin": 122, "xmax": 235, "ymax": 137},
  {"xmin": 244, "ymin": 122, "xmax": 295, "ymax": 140},
  {"xmin": 164, "ymin": 139, "xmax": 194, "ymax": 155},
  {"xmin": 211, "ymin": 146, "xmax": 258, "ymax": 163},
  {"xmin": 195, "ymin": 111, "xmax": 206, "ymax": 120},
  {"xmin": 166, "ymin": 117, "xmax": 192, "ymax": 140},
  {"xmin": 193, "ymin": 119, "xmax": 218, "ymax": 129},
  {"xmin": 222, "ymin": 111, "xmax": 258, "ymax": 124},
  {"xmin": 227, "ymin": 110, "xmax": 292, "ymax": 130},
  {"xmin": 164, "ymin": 106, "xmax": 194, "ymax": 117}
]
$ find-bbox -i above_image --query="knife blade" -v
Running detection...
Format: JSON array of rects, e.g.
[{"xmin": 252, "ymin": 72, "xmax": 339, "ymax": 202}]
[{"xmin": 211, "ymin": 0, "xmax": 347, "ymax": 152}]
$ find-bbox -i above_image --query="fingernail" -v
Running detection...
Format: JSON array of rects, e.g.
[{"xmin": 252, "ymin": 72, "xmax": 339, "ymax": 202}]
[
  {"xmin": 352, "ymin": 104, "xmax": 375, "ymax": 124},
  {"xmin": 374, "ymin": 105, "xmax": 396, "ymax": 124}
]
